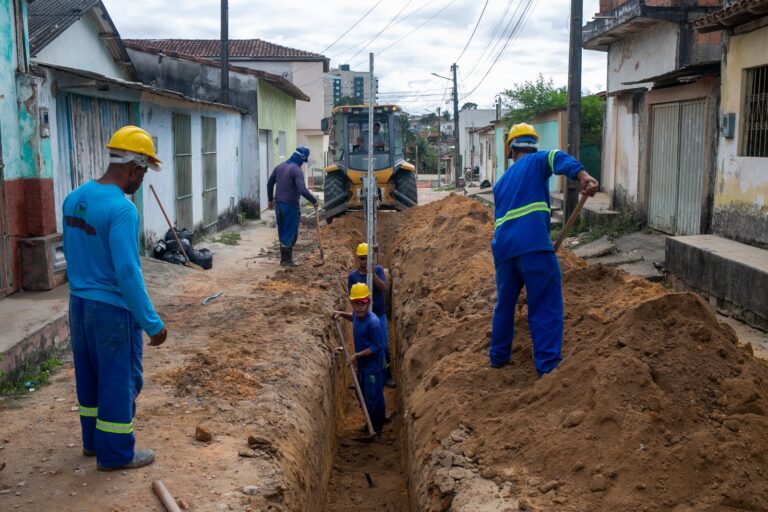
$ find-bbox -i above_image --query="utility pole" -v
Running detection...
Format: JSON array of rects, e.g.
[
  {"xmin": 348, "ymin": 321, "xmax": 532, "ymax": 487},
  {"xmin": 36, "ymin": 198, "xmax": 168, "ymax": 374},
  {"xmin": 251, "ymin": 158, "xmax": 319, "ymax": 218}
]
[
  {"xmin": 452, "ymin": 63, "xmax": 460, "ymax": 186},
  {"xmin": 365, "ymin": 52, "xmax": 375, "ymax": 292},
  {"xmin": 565, "ymin": 0, "xmax": 583, "ymax": 220},
  {"xmin": 220, "ymin": 0, "xmax": 229, "ymax": 104},
  {"xmin": 436, "ymin": 107, "xmax": 442, "ymax": 187}
]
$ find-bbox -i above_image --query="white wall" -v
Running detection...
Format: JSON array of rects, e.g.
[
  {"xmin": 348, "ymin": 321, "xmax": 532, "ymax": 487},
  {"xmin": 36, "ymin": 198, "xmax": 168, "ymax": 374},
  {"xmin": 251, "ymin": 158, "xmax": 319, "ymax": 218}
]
[
  {"xmin": 602, "ymin": 94, "xmax": 640, "ymax": 207},
  {"xmin": 293, "ymin": 61, "xmax": 324, "ymax": 131},
  {"xmin": 607, "ymin": 21, "xmax": 679, "ymax": 93},
  {"xmin": 140, "ymin": 96, "xmax": 242, "ymax": 245},
  {"xmin": 459, "ymin": 109, "xmax": 496, "ymax": 170},
  {"xmin": 33, "ymin": 14, "xmax": 128, "ymax": 80}
]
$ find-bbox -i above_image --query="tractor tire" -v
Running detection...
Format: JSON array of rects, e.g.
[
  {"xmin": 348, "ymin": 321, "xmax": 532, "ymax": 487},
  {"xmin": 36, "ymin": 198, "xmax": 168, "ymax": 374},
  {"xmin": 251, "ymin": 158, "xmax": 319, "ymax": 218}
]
[
  {"xmin": 324, "ymin": 171, "xmax": 349, "ymax": 210},
  {"xmin": 393, "ymin": 171, "xmax": 418, "ymax": 207}
]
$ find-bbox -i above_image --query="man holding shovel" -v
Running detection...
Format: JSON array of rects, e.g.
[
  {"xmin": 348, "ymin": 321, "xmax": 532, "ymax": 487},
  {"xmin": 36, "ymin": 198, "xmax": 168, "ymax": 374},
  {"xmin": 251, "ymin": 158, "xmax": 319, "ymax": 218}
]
[
  {"xmin": 62, "ymin": 125, "xmax": 167, "ymax": 471},
  {"xmin": 332, "ymin": 283, "xmax": 387, "ymax": 434},
  {"xmin": 489, "ymin": 123, "xmax": 598, "ymax": 376},
  {"xmin": 267, "ymin": 146, "xmax": 318, "ymax": 266}
]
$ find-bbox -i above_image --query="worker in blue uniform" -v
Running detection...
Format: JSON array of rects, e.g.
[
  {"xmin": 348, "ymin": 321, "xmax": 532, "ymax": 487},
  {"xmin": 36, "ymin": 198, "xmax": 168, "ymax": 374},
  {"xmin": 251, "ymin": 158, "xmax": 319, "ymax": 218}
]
[
  {"xmin": 267, "ymin": 147, "xmax": 318, "ymax": 266},
  {"xmin": 347, "ymin": 243, "xmax": 395, "ymax": 388},
  {"xmin": 490, "ymin": 123, "xmax": 598, "ymax": 376},
  {"xmin": 332, "ymin": 283, "xmax": 387, "ymax": 433},
  {"xmin": 62, "ymin": 126, "xmax": 168, "ymax": 471}
]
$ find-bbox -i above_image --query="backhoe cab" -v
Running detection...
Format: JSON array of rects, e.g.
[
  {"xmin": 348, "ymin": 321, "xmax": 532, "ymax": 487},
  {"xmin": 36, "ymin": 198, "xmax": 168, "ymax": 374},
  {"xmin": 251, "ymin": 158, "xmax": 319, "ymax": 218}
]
[{"xmin": 322, "ymin": 105, "xmax": 418, "ymax": 221}]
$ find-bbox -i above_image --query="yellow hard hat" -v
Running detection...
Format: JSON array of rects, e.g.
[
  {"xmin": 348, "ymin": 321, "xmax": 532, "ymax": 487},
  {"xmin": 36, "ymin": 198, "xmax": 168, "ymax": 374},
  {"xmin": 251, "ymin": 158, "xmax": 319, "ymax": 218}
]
[
  {"xmin": 349, "ymin": 282, "xmax": 371, "ymax": 301},
  {"xmin": 356, "ymin": 243, "xmax": 369, "ymax": 257},
  {"xmin": 506, "ymin": 123, "xmax": 540, "ymax": 150},
  {"xmin": 106, "ymin": 125, "xmax": 162, "ymax": 171}
]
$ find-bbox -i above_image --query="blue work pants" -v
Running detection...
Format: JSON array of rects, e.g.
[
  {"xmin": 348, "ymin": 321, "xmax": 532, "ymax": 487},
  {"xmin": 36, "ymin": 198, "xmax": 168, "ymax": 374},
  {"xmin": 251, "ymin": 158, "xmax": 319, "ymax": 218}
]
[
  {"xmin": 69, "ymin": 295, "xmax": 143, "ymax": 467},
  {"xmin": 489, "ymin": 251, "xmax": 563, "ymax": 375},
  {"xmin": 275, "ymin": 201, "xmax": 300, "ymax": 248},
  {"xmin": 357, "ymin": 368, "xmax": 386, "ymax": 432},
  {"xmin": 377, "ymin": 313, "xmax": 392, "ymax": 381}
]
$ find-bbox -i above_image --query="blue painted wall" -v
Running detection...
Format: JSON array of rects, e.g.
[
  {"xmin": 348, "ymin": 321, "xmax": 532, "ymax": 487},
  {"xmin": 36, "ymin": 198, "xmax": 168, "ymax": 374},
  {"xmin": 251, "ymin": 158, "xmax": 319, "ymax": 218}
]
[{"xmin": 532, "ymin": 120, "xmax": 560, "ymax": 192}]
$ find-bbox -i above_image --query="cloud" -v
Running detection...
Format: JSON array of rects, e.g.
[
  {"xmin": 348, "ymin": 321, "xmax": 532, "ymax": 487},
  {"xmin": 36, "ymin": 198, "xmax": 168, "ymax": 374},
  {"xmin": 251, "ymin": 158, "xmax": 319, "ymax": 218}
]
[{"xmin": 103, "ymin": 0, "xmax": 607, "ymax": 113}]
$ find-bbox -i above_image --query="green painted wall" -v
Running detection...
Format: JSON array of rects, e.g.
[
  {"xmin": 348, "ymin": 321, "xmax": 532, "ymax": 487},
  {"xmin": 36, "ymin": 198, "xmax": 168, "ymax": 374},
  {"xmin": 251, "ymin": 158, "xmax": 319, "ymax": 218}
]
[
  {"xmin": 533, "ymin": 120, "xmax": 560, "ymax": 192},
  {"xmin": 1, "ymin": 0, "xmax": 23, "ymax": 181},
  {"xmin": 257, "ymin": 80, "xmax": 297, "ymax": 165},
  {"xmin": 495, "ymin": 127, "xmax": 507, "ymax": 180}
]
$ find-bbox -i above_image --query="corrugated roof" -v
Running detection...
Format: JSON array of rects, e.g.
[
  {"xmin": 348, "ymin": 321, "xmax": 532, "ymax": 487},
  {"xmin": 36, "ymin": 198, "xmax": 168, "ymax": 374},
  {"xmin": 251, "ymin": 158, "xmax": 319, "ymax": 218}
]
[
  {"xmin": 692, "ymin": 0, "xmax": 768, "ymax": 31},
  {"xmin": 124, "ymin": 39, "xmax": 327, "ymax": 61},
  {"xmin": 28, "ymin": 0, "xmax": 100, "ymax": 55}
]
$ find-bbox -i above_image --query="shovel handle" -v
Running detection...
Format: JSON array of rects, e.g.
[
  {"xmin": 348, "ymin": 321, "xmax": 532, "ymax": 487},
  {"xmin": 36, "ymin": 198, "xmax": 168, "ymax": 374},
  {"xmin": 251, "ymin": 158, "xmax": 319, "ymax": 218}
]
[
  {"xmin": 148, "ymin": 184, "xmax": 201, "ymax": 270},
  {"xmin": 554, "ymin": 193, "xmax": 589, "ymax": 252},
  {"xmin": 334, "ymin": 319, "xmax": 376, "ymax": 437},
  {"xmin": 152, "ymin": 480, "xmax": 182, "ymax": 512}
]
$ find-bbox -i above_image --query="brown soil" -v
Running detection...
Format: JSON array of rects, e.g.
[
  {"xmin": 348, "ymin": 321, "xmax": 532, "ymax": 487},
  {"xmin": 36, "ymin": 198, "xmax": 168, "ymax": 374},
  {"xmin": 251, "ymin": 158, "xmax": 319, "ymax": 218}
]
[{"xmin": 384, "ymin": 195, "xmax": 768, "ymax": 511}]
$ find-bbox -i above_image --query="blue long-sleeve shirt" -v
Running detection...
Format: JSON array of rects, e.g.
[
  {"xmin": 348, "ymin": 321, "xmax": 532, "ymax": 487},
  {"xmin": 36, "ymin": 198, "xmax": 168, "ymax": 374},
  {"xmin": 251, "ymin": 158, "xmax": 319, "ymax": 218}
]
[
  {"xmin": 352, "ymin": 312, "xmax": 383, "ymax": 373},
  {"xmin": 62, "ymin": 180, "xmax": 164, "ymax": 336},
  {"xmin": 267, "ymin": 155, "xmax": 317, "ymax": 208},
  {"xmin": 491, "ymin": 150, "xmax": 584, "ymax": 262}
]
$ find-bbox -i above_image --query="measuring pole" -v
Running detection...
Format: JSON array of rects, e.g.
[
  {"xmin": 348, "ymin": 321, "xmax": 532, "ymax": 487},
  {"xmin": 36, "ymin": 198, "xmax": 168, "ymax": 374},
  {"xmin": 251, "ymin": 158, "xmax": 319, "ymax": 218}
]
[
  {"xmin": 451, "ymin": 63, "xmax": 460, "ymax": 186},
  {"xmin": 366, "ymin": 52, "xmax": 375, "ymax": 292},
  {"xmin": 565, "ymin": 0, "xmax": 583, "ymax": 220}
]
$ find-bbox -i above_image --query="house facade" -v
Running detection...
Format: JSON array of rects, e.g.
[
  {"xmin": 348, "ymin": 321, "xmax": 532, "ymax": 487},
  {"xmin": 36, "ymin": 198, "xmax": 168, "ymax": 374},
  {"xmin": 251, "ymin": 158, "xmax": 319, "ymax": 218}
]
[
  {"xmin": 583, "ymin": 0, "xmax": 723, "ymax": 236},
  {"xmin": 125, "ymin": 39, "xmax": 329, "ymax": 179},
  {"xmin": 458, "ymin": 108, "xmax": 497, "ymax": 178}
]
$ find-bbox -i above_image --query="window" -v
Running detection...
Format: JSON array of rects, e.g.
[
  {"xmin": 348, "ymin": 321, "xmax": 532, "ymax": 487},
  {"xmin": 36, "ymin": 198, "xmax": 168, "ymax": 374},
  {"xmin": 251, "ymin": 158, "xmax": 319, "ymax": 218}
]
[
  {"xmin": 354, "ymin": 77, "xmax": 365, "ymax": 101},
  {"xmin": 348, "ymin": 115, "xmax": 388, "ymax": 154},
  {"xmin": 742, "ymin": 65, "xmax": 768, "ymax": 157},
  {"xmin": 201, "ymin": 117, "xmax": 218, "ymax": 228},
  {"xmin": 278, "ymin": 131, "xmax": 286, "ymax": 158}
]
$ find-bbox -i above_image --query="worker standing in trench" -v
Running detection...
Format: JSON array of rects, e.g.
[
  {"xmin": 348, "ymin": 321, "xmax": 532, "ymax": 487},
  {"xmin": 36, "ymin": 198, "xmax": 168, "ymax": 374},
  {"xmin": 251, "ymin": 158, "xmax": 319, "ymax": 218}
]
[
  {"xmin": 489, "ymin": 123, "xmax": 598, "ymax": 376},
  {"xmin": 267, "ymin": 146, "xmax": 318, "ymax": 266},
  {"xmin": 332, "ymin": 283, "xmax": 387, "ymax": 434},
  {"xmin": 62, "ymin": 126, "xmax": 167, "ymax": 471},
  {"xmin": 347, "ymin": 243, "xmax": 396, "ymax": 388}
]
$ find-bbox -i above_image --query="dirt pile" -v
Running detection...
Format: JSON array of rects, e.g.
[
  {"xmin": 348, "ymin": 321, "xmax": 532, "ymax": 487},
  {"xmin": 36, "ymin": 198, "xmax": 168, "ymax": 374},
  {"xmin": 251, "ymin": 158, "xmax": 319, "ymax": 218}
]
[{"xmin": 385, "ymin": 195, "xmax": 768, "ymax": 512}]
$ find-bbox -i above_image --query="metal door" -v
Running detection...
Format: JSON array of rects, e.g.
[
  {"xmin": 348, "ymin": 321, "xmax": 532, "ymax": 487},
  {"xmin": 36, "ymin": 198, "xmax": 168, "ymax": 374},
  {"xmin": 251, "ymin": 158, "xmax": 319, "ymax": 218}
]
[
  {"xmin": 173, "ymin": 113, "xmax": 193, "ymax": 230},
  {"xmin": 201, "ymin": 117, "xmax": 218, "ymax": 228},
  {"xmin": 648, "ymin": 103, "xmax": 680, "ymax": 233},
  {"xmin": 676, "ymin": 101, "xmax": 707, "ymax": 235},
  {"xmin": 0, "ymin": 128, "xmax": 8, "ymax": 298},
  {"xmin": 54, "ymin": 93, "xmax": 131, "ymax": 230},
  {"xmin": 648, "ymin": 101, "xmax": 707, "ymax": 235}
]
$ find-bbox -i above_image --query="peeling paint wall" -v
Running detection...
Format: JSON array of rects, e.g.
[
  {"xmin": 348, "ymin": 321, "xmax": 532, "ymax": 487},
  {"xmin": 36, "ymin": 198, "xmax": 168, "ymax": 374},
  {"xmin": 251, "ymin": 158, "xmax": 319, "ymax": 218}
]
[
  {"xmin": 1, "ymin": 0, "xmax": 23, "ymax": 181},
  {"xmin": 140, "ymin": 96, "xmax": 242, "ymax": 247},
  {"xmin": 714, "ymin": 27, "xmax": 768, "ymax": 247},
  {"xmin": 607, "ymin": 21, "xmax": 679, "ymax": 93},
  {"xmin": 602, "ymin": 93, "xmax": 641, "ymax": 208}
]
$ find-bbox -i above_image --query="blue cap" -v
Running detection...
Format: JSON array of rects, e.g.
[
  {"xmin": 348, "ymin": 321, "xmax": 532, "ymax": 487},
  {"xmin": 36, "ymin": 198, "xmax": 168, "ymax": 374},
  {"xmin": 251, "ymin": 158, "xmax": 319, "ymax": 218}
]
[{"xmin": 293, "ymin": 146, "xmax": 310, "ymax": 162}]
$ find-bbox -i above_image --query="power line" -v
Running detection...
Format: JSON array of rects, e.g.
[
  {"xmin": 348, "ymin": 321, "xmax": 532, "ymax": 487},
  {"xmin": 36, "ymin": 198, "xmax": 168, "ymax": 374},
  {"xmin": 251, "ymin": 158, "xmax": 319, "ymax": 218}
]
[
  {"xmin": 465, "ymin": 0, "xmax": 516, "ymax": 79},
  {"xmin": 319, "ymin": 0, "xmax": 385, "ymax": 55},
  {"xmin": 460, "ymin": 0, "xmax": 538, "ymax": 102},
  {"xmin": 376, "ymin": 0, "xmax": 459, "ymax": 56},
  {"xmin": 454, "ymin": 0, "xmax": 490, "ymax": 63},
  {"xmin": 344, "ymin": 0, "xmax": 416, "ymax": 64}
]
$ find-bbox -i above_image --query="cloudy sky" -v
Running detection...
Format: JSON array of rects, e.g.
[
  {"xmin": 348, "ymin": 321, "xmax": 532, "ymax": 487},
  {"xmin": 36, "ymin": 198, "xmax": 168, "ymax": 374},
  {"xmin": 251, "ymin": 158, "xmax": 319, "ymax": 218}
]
[{"xmin": 102, "ymin": 0, "xmax": 607, "ymax": 114}]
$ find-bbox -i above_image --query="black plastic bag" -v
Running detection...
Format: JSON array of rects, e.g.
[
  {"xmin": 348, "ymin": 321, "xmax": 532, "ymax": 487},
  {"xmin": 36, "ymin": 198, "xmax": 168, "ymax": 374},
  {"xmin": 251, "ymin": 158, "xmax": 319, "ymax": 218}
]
[
  {"xmin": 165, "ymin": 228, "xmax": 193, "ymax": 242},
  {"xmin": 152, "ymin": 239, "xmax": 167, "ymax": 258},
  {"xmin": 161, "ymin": 250, "xmax": 187, "ymax": 265},
  {"xmin": 165, "ymin": 237, "xmax": 192, "ymax": 254},
  {"xmin": 188, "ymin": 248, "xmax": 213, "ymax": 270}
]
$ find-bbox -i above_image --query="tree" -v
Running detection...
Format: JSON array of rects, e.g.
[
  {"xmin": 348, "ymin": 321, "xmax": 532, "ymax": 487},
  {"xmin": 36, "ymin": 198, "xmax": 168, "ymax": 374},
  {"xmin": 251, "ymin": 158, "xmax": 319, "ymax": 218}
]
[
  {"xmin": 461, "ymin": 102, "xmax": 478, "ymax": 110},
  {"xmin": 499, "ymin": 74, "xmax": 605, "ymax": 148},
  {"xmin": 441, "ymin": 110, "xmax": 451, "ymax": 122}
]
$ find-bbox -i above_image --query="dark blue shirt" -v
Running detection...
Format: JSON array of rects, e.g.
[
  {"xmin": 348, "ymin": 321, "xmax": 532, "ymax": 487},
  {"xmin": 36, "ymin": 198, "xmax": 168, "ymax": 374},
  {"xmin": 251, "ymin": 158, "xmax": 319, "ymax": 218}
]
[
  {"xmin": 352, "ymin": 312, "xmax": 383, "ymax": 373},
  {"xmin": 348, "ymin": 266, "xmax": 386, "ymax": 316},
  {"xmin": 492, "ymin": 150, "xmax": 583, "ymax": 262},
  {"xmin": 267, "ymin": 157, "xmax": 317, "ymax": 208}
]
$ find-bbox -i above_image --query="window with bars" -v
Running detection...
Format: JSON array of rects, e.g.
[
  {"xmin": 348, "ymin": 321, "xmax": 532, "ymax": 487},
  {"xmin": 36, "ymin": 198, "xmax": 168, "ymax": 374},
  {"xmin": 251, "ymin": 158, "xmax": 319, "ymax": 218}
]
[
  {"xmin": 202, "ymin": 117, "xmax": 218, "ymax": 228},
  {"xmin": 742, "ymin": 65, "xmax": 768, "ymax": 157}
]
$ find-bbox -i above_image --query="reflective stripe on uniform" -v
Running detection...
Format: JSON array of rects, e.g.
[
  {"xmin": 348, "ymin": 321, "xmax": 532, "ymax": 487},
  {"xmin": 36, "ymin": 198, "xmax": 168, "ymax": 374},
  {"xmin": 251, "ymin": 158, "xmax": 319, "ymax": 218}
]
[
  {"xmin": 548, "ymin": 150, "xmax": 558, "ymax": 172},
  {"xmin": 96, "ymin": 419, "xmax": 134, "ymax": 434},
  {"xmin": 79, "ymin": 405, "xmax": 98, "ymax": 418},
  {"xmin": 494, "ymin": 201, "xmax": 551, "ymax": 230}
]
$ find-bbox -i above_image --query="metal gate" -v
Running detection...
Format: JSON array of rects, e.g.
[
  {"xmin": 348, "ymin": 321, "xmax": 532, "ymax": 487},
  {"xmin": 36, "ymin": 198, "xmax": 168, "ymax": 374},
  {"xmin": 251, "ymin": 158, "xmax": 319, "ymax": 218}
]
[
  {"xmin": 201, "ymin": 117, "xmax": 218, "ymax": 228},
  {"xmin": 648, "ymin": 100, "xmax": 707, "ymax": 235},
  {"xmin": 173, "ymin": 113, "xmax": 193, "ymax": 231},
  {"xmin": 54, "ymin": 93, "xmax": 131, "ymax": 229}
]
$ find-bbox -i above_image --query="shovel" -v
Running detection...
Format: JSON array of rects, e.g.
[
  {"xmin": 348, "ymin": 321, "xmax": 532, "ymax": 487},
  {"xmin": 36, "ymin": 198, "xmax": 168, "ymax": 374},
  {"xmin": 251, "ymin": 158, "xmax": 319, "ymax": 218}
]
[
  {"xmin": 313, "ymin": 206, "xmax": 325, "ymax": 266},
  {"xmin": 334, "ymin": 318, "xmax": 376, "ymax": 439},
  {"xmin": 148, "ymin": 184, "xmax": 204, "ymax": 271},
  {"xmin": 554, "ymin": 193, "xmax": 589, "ymax": 252}
]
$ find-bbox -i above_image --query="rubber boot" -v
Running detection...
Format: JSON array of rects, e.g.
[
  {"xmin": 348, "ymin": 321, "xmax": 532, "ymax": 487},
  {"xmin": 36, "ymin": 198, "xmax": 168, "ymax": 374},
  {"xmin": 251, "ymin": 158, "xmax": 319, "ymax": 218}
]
[{"xmin": 281, "ymin": 247, "xmax": 298, "ymax": 267}]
